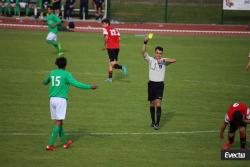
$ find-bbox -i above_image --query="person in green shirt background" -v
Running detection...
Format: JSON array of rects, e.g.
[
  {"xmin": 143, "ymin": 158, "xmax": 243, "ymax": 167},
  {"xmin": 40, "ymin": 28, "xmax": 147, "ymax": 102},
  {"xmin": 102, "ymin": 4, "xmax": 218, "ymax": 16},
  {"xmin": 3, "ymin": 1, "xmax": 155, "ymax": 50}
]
[
  {"xmin": 0, "ymin": 0, "xmax": 6, "ymax": 15},
  {"xmin": 46, "ymin": 5, "xmax": 63, "ymax": 56},
  {"xmin": 18, "ymin": 0, "xmax": 30, "ymax": 18},
  {"xmin": 7, "ymin": 0, "xmax": 18, "ymax": 16},
  {"xmin": 43, "ymin": 57, "xmax": 97, "ymax": 151}
]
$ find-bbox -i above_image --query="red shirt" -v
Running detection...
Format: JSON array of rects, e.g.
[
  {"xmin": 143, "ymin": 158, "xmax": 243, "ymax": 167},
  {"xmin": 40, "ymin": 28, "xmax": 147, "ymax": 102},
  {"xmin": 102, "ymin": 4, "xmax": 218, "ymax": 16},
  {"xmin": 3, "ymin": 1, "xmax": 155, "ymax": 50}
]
[
  {"xmin": 225, "ymin": 102, "xmax": 250, "ymax": 123},
  {"xmin": 103, "ymin": 25, "xmax": 120, "ymax": 49}
]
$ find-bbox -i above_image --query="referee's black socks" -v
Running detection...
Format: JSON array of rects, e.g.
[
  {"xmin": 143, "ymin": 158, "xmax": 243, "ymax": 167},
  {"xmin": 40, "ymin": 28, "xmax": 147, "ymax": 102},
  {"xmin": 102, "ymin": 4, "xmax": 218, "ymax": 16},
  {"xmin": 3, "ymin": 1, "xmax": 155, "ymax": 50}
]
[
  {"xmin": 150, "ymin": 107, "xmax": 155, "ymax": 124},
  {"xmin": 156, "ymin": 107, "xmax": 161, "ymax": 125},
  {"xmin": 150, "ymin": 107, "xmax": 161, "ymax": 125}
]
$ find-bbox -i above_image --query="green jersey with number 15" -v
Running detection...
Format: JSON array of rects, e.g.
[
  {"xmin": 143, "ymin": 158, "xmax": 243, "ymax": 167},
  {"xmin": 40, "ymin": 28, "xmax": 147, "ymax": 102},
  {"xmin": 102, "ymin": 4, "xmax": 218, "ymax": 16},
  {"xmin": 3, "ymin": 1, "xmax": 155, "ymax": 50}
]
[{"xmin": 43, "ymin": 69, "xmax": 92, "ymax": 99}]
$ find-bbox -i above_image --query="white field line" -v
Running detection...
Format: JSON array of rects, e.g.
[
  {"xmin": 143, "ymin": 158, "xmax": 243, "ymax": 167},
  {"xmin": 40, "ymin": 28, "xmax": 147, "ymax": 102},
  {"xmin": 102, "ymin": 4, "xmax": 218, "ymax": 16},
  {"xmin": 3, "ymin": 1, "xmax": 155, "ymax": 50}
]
[
  {"xmin": 0, "ymin": 130, "xmax": 219, "ymax": 136},
  {"xmin": 1, "ymin": 23, "xmax": 250, "ymax": 35},
  {"xmin": 75, "ymin": 26, "xmax": 250, "ymax": 35},
  {"xmin": 1, "ymin": 129, "xmax": 250, "ymax": 136},
  {"xmin": 0, "ymin": 23, "xmax": 47, "ymax": 28}
]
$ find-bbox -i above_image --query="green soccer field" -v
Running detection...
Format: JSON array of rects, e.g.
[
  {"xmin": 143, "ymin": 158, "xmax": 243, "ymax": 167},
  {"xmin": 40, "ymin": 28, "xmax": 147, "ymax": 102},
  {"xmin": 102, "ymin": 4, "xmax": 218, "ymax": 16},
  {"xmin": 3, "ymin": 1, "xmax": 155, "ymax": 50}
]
[{"xmin": 0, "ymin": 29, "xmax": 249, "ymax": 167}]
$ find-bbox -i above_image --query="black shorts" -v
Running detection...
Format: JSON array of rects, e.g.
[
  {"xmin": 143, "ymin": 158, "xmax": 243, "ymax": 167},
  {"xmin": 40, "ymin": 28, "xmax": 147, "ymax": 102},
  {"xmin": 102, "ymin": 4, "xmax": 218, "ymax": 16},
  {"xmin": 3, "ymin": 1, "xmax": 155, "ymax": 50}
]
[
  {"xmin": 148, "ymin": 81, "xmax": 164, "ymax": 101},
  {"xmin": 229, "ymin": 121, "xmax": 247, "ymax": 133},
  {"xmin": 107, "ymin": 49, "xmax": 119, "ymax": 62}
]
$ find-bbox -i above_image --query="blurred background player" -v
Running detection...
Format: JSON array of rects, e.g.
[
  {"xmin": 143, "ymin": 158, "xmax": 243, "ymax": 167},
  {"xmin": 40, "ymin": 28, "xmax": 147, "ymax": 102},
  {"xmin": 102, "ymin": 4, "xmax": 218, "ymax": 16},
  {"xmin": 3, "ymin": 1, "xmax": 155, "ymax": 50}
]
[
  {"xmin": 141, "ymin": 35, "xmax": 176, "ymax": 130},
  {"xmin": 18, "ymin": 0, "xmax": 29, "ymax": 18},
  {"xmin": 38, "ymin": 0, "xmax": 51, "ymax": 19},
  {"xmin": 52, "ymin": 0, "xmax": 61, "ymax": 17},
  {"xmin": 8, "ymin": 0, "xmax": 18, "ymax": 17},
  {"xmin": 101, "ymin": 18, "xmax": 128, "ymax": 83},
  {"xmin": 94, "ymin": 0, "xmax": 103, "ymax": 20},
  {"xmin": 46, "ymin": 5, "xmax": 63, "ymax": 56},
  {"xmin": 27, "ymin": 0, "xmax": 37, "ymax": 17},
  {"xmin": 43, "ymin": 57, "xmax": 97, "ymax": 151},
  {"xmin": 63, "ymin": 0, "xmax": 75, "ymax": 20},
  {"xmin": 79, "ymin": 0, "xmax": 88, "ymax": 20},
  {"xmin": 220, "ymin": 102, "xmax": 250, "ymax": 150},
  {"xmin": 246, "ymin": 53, "xmax": 250, "ymax": 70},
  {"xmin": 0, "ymin": 0, "xmax": 5, "ymax": 15}
]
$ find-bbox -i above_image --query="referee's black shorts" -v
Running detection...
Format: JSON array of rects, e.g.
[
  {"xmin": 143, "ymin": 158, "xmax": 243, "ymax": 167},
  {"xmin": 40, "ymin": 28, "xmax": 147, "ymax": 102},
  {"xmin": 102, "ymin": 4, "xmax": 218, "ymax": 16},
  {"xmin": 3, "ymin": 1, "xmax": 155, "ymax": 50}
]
[
  {"xmin": 229, "ymin": 121, "xmax": 247, "ymax": 133},
  {"xmin": 148, "ymin": 81, "xmax": 164, "ymax": 101},
  {"xmin": 107, "ymin": 49, "xmax": 119, "ymax": 62}
]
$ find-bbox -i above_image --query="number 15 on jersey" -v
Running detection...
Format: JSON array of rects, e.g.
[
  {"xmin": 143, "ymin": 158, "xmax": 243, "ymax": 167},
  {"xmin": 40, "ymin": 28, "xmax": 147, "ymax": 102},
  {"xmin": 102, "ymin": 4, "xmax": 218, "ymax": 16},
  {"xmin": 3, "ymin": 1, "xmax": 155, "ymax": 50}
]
[{"xmin": 51, "ymin": 76, "xmax": 61, "ymax": 87}]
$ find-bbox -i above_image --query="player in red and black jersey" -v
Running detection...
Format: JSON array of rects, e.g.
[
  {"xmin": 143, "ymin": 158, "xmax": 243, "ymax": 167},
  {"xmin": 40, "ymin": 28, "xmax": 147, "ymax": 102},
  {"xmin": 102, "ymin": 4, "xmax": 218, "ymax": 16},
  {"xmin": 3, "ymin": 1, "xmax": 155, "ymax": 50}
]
[
  {"xmin": 101, "ymin": 18, "xmax": 128, "ymax": 82},
  {"xmin": 220, "ymin": 102, "xmax": 250, "ymax": 150}
]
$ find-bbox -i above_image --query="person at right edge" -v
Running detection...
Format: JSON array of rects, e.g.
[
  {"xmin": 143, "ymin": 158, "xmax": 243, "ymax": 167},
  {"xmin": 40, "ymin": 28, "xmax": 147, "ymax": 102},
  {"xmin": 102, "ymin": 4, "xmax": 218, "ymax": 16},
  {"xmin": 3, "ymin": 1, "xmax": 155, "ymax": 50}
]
[
  {"xmin": 220, "ymin": 102, "xmax": 250, "ymax": 150},
  {"xmin": 141, "ymin": 35, "xmax": 176, "ymax": 130}
]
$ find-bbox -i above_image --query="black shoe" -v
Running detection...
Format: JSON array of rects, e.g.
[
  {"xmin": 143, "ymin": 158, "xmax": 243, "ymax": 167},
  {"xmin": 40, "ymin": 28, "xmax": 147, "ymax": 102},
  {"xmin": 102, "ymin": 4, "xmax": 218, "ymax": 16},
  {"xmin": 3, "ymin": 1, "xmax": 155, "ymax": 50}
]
[{"xmin": 153, "ymin": 124, "xmax": 160, "ymax": 130}]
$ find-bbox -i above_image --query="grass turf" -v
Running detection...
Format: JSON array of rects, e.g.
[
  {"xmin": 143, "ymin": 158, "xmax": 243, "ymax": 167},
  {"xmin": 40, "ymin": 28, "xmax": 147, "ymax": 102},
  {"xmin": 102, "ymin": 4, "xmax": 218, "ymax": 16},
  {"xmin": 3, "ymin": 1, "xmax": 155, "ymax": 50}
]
[
  {"xmin": 0, "ymin": 29, "xmax": 249, "ymax": 167},
  {"xmin": 110, "ymin": 3, "xmax": 250, "ymax": 24}
]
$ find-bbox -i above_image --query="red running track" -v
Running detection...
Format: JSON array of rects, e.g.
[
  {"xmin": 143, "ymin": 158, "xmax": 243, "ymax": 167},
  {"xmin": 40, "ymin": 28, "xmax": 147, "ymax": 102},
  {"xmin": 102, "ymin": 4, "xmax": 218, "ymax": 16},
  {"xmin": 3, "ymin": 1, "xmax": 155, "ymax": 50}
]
[{"xmin": 0, "ymin": 17, "xmax": 250, "ymax": 36}]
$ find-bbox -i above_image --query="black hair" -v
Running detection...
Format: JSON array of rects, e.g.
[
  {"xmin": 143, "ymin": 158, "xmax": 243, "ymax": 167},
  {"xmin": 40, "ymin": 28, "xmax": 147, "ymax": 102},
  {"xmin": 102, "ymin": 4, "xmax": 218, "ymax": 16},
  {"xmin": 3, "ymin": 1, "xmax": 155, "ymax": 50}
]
[
  {"xmin": 101, "ymin": 18, "xmax": 110, "ymax": 25},
  {"xmin": 55, "ymin": 57, "xmax": 67, "ymax": 69},
  {"xmin": 233, "ymin": 111, "xmax": 243, "ymax": 123},
  {"xmin": 155, "ymin": 46, "xmax": 163, "ymax": 52}
]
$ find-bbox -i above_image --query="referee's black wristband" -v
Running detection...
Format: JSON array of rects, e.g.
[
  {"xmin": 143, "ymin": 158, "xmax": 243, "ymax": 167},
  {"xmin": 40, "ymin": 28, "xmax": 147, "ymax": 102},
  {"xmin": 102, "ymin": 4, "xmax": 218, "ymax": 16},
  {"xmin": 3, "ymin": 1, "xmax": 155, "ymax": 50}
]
[{"xmin": 144, "ymin": 41, "xmax": 148, "ymax": 45}]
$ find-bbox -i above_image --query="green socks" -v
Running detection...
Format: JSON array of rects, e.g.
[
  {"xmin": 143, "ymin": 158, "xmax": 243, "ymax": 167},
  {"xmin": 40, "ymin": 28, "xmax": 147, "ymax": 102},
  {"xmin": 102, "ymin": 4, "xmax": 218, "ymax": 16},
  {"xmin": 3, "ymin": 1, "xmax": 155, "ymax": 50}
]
[
  {"xmin": 59, "ymin": 126, "xmax": 67, "ymax": 144},
  {"xmin": 47, "ymin": 40, "xmax": 59, "ymax": 48},
  {"xmin": 48, "ymin": 125, "xmax": 60, "ymax": 146},
  {"xmin": 47, "ymin": 40, "xmax": 63, "ymax": 55},
  {"xmin": 48, "ymin": 125, "xmax": 67, "ymax": 146}
]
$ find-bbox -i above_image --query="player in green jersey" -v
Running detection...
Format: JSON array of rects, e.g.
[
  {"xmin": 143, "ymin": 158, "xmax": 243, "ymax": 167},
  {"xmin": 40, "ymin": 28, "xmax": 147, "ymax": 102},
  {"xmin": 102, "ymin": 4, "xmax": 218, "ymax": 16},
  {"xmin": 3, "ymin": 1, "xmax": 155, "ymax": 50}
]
[
  {"xmin": 46, "ymin": 5, "xmax": 63, "ymax": 56},
  {"xmin": 43, "ymin": 57, "xmax": 97, "ymax": 151}
]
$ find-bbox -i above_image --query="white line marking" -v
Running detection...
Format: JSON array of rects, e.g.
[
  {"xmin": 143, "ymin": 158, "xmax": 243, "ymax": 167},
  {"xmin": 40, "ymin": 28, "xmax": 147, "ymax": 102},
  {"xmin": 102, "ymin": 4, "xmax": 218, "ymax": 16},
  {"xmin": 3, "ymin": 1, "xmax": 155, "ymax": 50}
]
[
  {"xmin": 0, "ymin": 130, "xmax": 219, "ymax": 136},
  {"xmin": 1, "ymin": 129, "xmax": 249, "ymax": 136},
  {"xmin": 75, "ymin": 26, "xmax": 250, "ymax": 35},
  {"xmin": 1, "ymin": 23, "xmax": 250, "ymax": 35},
  {"xmin": 0, "ymin": 23, "xmax": 47, "ymax": 28}
]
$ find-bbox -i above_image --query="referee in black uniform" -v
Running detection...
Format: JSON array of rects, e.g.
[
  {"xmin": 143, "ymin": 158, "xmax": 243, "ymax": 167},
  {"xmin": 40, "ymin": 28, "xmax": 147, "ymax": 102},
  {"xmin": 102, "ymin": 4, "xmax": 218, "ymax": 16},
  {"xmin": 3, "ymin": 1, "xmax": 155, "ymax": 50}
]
[{"xmin": 141, "ymin": 36, "xmax": 176, "ymax": 130}]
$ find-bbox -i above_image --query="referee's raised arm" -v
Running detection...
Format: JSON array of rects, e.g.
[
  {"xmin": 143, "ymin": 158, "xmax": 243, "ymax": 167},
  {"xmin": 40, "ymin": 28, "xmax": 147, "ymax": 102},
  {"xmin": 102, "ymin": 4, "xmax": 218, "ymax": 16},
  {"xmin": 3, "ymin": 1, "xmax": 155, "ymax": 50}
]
[{"xmin": 141, "ymin": 37, "xmax": 149, "ymax": 58}]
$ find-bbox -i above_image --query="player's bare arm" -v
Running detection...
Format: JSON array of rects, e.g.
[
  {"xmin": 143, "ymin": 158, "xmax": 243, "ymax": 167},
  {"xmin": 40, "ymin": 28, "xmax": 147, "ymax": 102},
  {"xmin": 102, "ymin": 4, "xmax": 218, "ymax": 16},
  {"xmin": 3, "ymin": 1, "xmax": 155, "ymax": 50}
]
[
  {"xmin": 103, "ymin": 35, "xmax": 108, "ymax": 50},
  {"xmin": 162, "ymin": 58, "xmax": 176, "ymax": 63},
  {"xmin": 220, "ymin": 122, "xmax": 228, "ymax": 139},
  {"xmin": 141, "ymin": 37, "xmax": 149, "ymax": 58}
]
